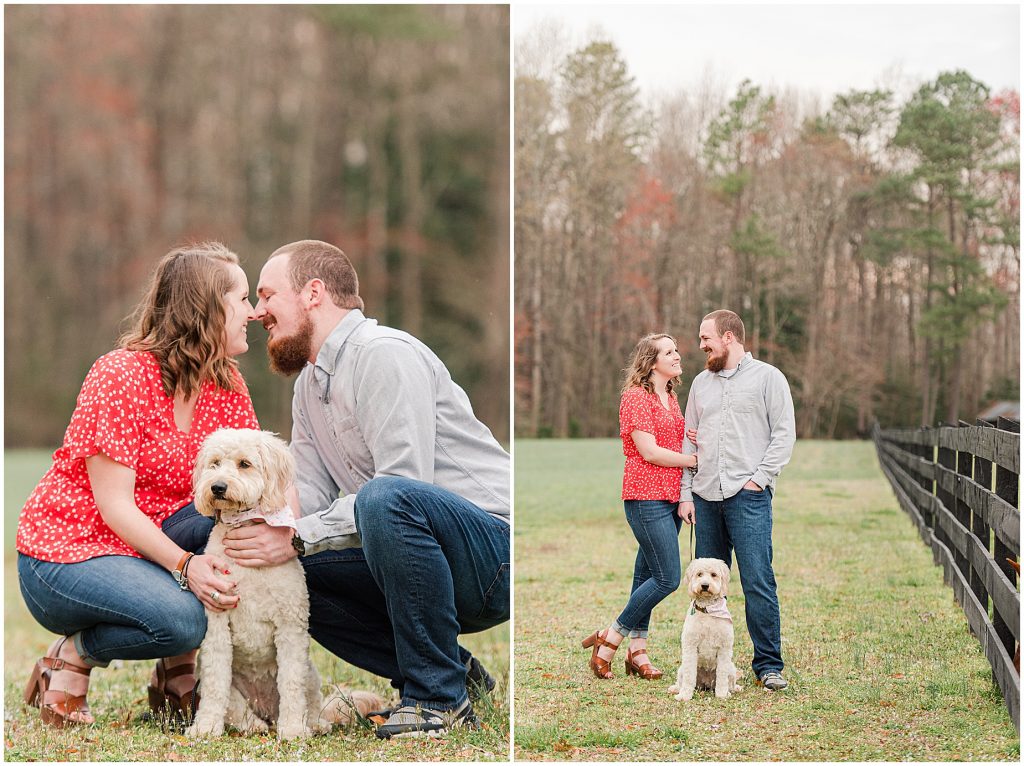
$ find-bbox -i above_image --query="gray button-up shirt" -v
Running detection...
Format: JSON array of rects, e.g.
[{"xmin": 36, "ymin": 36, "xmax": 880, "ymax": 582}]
[
  {"xmin": 680, "ymin": 352, "xmax": 796, "ymax": 502},
  {"xmin": 291, "ymin": 310, "xmax": 510, "ymax": 554}
]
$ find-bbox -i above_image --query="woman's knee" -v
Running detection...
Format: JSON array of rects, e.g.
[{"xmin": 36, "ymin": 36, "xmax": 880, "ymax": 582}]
[
  {"xmin": 153, "ymin": 595, "xmax": 207, "ymax": 653},
  {"xmin": 657, "ymin": 572, "xmax": 681, "ymax": 595}
]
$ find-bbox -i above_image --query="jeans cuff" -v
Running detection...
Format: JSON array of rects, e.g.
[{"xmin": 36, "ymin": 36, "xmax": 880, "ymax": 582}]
[
  {"xmin": 400, "ymin": 692, "xmax": 468, "ymax": 713},
  {"xmin": 72, "ymin": 632, "xmax": 108, "ymax": 669},
  {"xmin": 610, "ymin": 619, "xmax": 628, "ymax": 637},
  {"xmin": 627, "ymin": 629, "xmax": 649, "ymax": 639}
]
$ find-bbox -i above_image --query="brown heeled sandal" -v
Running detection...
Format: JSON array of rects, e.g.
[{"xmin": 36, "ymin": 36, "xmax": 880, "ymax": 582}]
[
  {"xmin": 624, "ymin": 647, "xmax": 663, "ymax": 680},
  {"xmin": 147, "ymin": 658, "xmax": 200, "ymax": 723},
  {"xmin": 581, "ymin": 629, "xmax": 621, "ymax": 679},
  {"xmin": 23, "ymin": 638, "xmax": 94, "ymax": 728}
]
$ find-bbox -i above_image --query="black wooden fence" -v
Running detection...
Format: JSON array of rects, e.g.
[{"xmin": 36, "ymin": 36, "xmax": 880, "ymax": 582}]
[{"xmin": 873, "ymin": 419, "xmax": 1020, "ymax": 731}]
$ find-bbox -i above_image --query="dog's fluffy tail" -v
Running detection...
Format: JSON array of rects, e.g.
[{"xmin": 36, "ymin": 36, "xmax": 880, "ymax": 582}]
[{"xmin": 321, "ymin": 684, "xmax": 386, "ymax": 725}]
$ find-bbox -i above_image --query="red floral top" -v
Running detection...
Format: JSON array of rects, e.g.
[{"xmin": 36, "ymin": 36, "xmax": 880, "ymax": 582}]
[
  {"xmin": 620, "ymin": 386, "xmax": 686, "ymax": 501},
  {"xmin": 16, "ymin": 349, "xmax": 259, "ymax": 563}
]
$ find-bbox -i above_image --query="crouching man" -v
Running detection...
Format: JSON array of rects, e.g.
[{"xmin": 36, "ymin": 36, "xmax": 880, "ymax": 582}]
[{"xmin": 225, "ymin": 240, "xmax": 509, "ymax": 738}]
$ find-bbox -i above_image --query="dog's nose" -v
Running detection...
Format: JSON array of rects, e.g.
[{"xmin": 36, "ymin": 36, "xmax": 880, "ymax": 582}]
[
  {"xmin": 701, "ymin": 583, "xmax": 710, "ymax": 591},
  {"xmin": 211, "ymin": 482, "xmax": 228, "ymax": 497}
]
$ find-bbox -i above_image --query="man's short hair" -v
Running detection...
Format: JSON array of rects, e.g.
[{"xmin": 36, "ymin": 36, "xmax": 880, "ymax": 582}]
[
  {"xmin": 703, "ymin": 309, "xmax": 745, "ymax": 343},
  {"xmin": 270, "ymin": 240, "xmax": 365, "ymax": 311}
]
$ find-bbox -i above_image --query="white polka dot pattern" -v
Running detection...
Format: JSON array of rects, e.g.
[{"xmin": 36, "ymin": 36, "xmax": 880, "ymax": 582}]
[
  {"xmin": 15, "ymin": 349, "xmax": 259, "ymax": 562},
  {"xmin": 620, "ymin": 386, "xmax": 686, "ymax": 501}
]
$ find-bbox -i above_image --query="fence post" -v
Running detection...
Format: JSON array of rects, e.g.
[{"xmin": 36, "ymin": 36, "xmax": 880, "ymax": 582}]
[
  {"xmin": 936, "ymin": 427, "xmax": 957, "ymax": 577},
  {"xmin": 912, "ymin": 431, "xmax": 936, "ymax": 556},
  {"xmin": 993, "ymin": 417, "xmax": 1019, "ymax": 662},
  {"xmin": 973, "ymin": 419, "xmax": 996, "ymax": 648},
  {"xmin": 957, "ymin": 421, "xmax": 982, "ymax": 606}
]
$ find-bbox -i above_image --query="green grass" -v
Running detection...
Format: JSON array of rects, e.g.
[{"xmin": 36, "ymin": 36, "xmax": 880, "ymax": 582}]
[
  {"xmin": 513, "ymin": 439, "xmax": 1018, "ymax": 761},
  {"xmin": 4, "ymin": 450, "xmax": 509, "ymax": 761}
]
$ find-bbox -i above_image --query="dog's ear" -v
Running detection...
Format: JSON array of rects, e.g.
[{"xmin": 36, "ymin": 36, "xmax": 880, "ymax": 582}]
[
  {"xmin": 683, "ymin": 559, "xmax": 696, "ymax": 589},
  {"xmin": 257, "ymin": 431, "xmax": 296, "ymax": 512},
  {"xmin": 193, "ymin": 435, "xmax": 216, "ymax": 517},
  {"xmin": 717, "ymin": 560, "xmax": 730, "ymax": 592}
]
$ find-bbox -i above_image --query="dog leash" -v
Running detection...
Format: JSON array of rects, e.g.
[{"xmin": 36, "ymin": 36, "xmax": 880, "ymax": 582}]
[{"xmin": 688, "ymin": 523, "xmax": 694, "ymax": 564}]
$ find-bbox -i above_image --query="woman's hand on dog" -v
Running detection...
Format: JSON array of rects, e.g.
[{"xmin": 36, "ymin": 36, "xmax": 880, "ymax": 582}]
[
  {"xmin": 223, "ymin": 520, "xmax": 298, "ymax": 568},
  {"xmin": 187, "ymin": 554, "xmax": 239, "ymax": 612}
]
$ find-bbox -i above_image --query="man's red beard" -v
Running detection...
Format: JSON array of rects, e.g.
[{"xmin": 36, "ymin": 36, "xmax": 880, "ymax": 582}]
[
  {"xmin": 267, "ymin": 315, "xmax": 315, "ymax": 376},
  {"xmin": 705, "ymin": 348, "xmax": 728, "ymax": 373}
]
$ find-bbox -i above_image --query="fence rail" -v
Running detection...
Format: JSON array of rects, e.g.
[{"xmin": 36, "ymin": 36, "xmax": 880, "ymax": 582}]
[{"xmin": 873, "ymin": 418, "xmax": 1020, "ymax": 732}]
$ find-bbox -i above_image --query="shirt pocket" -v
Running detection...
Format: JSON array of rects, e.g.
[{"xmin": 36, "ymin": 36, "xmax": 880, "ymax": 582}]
[
  {"xmin": 335, "ymin": 414, "xmax": 374, "ymax": 481},
  {"xmin": 731, "ymin": 392, "xmax": 760, "ymax": 414}
]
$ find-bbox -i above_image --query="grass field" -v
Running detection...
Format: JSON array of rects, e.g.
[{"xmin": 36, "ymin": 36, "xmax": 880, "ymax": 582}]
[
  {"xmin": 513, "ymin": 439, "xmax": 1019, "ymax": 762},
  {"xmin": 4, "ymin": 450, "xmax": 509, "ymax": 761}
]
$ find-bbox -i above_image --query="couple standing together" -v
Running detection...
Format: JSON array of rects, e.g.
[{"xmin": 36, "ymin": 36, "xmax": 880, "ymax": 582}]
[
  {"xmin": 584, "ymin": 310, "xmax": 796, "ymax": 692},
  {"xmin": 17, "ymin": 240, "xmax": 509, "ymax": 739}
]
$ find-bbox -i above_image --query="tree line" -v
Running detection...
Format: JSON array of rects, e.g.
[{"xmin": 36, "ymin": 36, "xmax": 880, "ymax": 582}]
[
  {"xmin": 5, "ymin": 4, "xmax": 510, "ymax": 447},
  {"xmin": 515, "ymin": 36, "xmax": 1019, "ymax": 439}
]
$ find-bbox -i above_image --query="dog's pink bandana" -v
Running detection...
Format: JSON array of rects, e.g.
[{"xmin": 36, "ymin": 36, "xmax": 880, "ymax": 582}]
[
  {"xmin": 690, "ymin": 596, "xmax": 732, "ymax": 622},
  {"xmin": 219, "ymin": 505, "xmax": 298, "ymax": 530}
]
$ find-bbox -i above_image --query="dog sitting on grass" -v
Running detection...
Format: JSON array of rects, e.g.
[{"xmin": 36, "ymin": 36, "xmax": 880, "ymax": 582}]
[
  {"xmin": 668, "ymin": 557, "xmax": 741, "ymax": 701},
  {"xmin": 186, "ymin": 428, "xmax": 383, "ymax": 739}
]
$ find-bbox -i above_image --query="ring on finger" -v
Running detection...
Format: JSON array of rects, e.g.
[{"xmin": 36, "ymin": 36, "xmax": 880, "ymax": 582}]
[{"xmin": 211, "ymin": 590, "xmax": 220, "ymax": 602}]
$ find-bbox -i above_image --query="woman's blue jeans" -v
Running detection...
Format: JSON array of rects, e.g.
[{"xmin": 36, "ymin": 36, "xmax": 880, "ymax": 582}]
[
  {"xmin": 693, "ymin": 488, "xmax": 784, "ymax": 678},
  {"xmin": 17, "ymin": 552, "xmax": 206, "ymax": 667},
  {"xmin": 613, "ymin": 499, "xmax": 682, "ymax": 638}
]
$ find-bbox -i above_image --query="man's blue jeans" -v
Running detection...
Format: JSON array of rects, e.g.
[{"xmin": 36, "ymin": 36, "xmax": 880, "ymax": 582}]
[
  {"xmin": 17, "ymin": 552, "xmax": 206, "ymax": 667},
  {"xmin": 351, "ymin": 477, "xmax": 510, "ymax": 711},
  {"xmin": 613, "ymin": 499, "xmax": 682, "ymax": 638},
  {"xmin": 693, "ymin": 488, "xmax": 783, "ymax": 678},
  {"xmin": 164, "ymin": 478, "xmax": 510, "ymax": 713}
]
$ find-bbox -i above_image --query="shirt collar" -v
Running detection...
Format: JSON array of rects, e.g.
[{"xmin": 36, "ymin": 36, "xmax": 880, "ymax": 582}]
[
  {"xmin": 313, "ymin": 309, "xmax": 373, "ymax": 376},
  {"xmin": 717, "ymin": 351, "xmax": 753, "ymax": 378}
]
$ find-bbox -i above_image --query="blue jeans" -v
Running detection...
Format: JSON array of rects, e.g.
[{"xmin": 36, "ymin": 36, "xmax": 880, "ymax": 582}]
[
  {"xmin": 17, "ymin": 552, "xmax": 206, "ymax": 667},
  {"xmin": 613, "ymin": 499, "xmax": 682, "ymax": 637},
  {"xmin": 163, "ymin": 478, "xmax": 510, "ymax": 712},
  {"xmin": 694, "ymin": 488, "xmax": 783, "ymax": 678}
]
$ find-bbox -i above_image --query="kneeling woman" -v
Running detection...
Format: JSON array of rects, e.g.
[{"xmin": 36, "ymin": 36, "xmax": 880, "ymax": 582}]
[
  {"xmin": 583, "ymin": 333, "xmax": 696, "ymax": 680},
  {"xmin": 16, "ymin": 243, "xmax": 259, "ymax": 727}
]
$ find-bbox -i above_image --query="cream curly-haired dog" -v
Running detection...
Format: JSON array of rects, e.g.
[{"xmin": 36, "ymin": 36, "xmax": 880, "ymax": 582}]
[
  {"xmin": 187, "ymin": 428, "xmax": 383, "ymax": 739},
  {"xmin": 668, "ymin": 557, "xmax": 741, "ymax": 701}
]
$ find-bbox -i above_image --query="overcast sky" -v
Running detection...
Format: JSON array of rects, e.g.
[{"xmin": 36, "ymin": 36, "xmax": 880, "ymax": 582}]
[{"xmin": 513, "ymin": 4, "xmax": 1020, "ymax": 105}]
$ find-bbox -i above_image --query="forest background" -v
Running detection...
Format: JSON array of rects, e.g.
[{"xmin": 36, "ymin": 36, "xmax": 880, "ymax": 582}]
[
  {"xmin": 514, "ymin": 28, "xmax": 1020, "ymax": 440},
  {"xmin": 5, "ymin": 4, "xmax": 511, "ymax": 448}
]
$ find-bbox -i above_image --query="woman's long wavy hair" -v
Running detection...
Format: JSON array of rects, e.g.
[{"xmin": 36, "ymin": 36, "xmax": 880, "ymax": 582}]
[
  {"xmin": 119, "ymin": 242, "xmax": 241, "ymax": 400},
  {"xmin": 621, "ymin": 333, "xmax": 680, "ymax": 396}
]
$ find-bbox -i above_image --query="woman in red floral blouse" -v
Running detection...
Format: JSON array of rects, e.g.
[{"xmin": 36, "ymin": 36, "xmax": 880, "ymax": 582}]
[
  {"xmin": 17, "ymin": 243, "xmax": 259, "ymax": 728},
  {"xmin": 583, "ymin": 333, "xmax": 697, "ymax": 680}
]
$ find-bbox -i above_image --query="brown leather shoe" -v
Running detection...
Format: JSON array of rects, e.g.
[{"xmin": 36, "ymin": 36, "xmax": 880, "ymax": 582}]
[
  {"xmin": 581, "ymin": 629, "xmax": 620, "ymax": 679},
  {"xmin": 624, "ymin": 647, "xmax": 663, "ymax": 680},
  {"xmin": 147, "ymin": 658, "xmax": 199, "ymax": 724},
  {"xmin": 23, "ymin": 638, "xmax": 94, "ymax": 728}
]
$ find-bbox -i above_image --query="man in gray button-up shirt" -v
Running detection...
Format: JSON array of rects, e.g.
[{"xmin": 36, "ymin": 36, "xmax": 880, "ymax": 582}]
[
  {"xmin": 222, "ymin": 240, "xmax": 509, "ymax": 738},
  {"xmin": 678, "ymin": 310, "xmax": 795, "ymax": 692}
]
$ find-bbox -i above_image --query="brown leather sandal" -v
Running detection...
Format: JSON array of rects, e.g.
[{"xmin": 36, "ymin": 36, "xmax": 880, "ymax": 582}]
[
  {"xmin": 23, "ymin": 638, "xmax": 94, "ymax": 728},
  {"xmin": 624, "ymin": 647, "xmax": 663, "ymax": 680},
  {"xmin": 581, "ymin": 629, "xmax": 620, "ymax": 679},
  {"xmin": 147, "ymin": 658, "xmax": 199, "ymax": 723}
]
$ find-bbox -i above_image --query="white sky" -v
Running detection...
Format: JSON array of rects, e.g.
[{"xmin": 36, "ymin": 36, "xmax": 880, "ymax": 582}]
[{"xmin": 512, "ymin": 3, "xmax": 1020, "ymax": 105}]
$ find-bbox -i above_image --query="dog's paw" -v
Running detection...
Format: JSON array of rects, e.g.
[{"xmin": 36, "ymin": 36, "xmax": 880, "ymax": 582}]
[
  {"xmin": 667, "ymin": 683, "xmax": 679, "ymax": 694},
  {"xmin": 715, "ymin": 689, "xmax": 731, "ymax": 699},
  {"xmin": 311, "ymin": 717, "xmax": 332, "ymax": 735},
  {"xmin": 239, "ymin": 717, "xmax": 270, "ymax": 735},
  {"xmin": 675, "ymin": 688, "xmax": 694, "ymax": 701},
  {"xmin": 277, "ymin": 722, "xmax": 313, "ymax": 741},
  {"xmin": 187, "ymin": 716, "xmax": 225, "ymax": 739}
]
